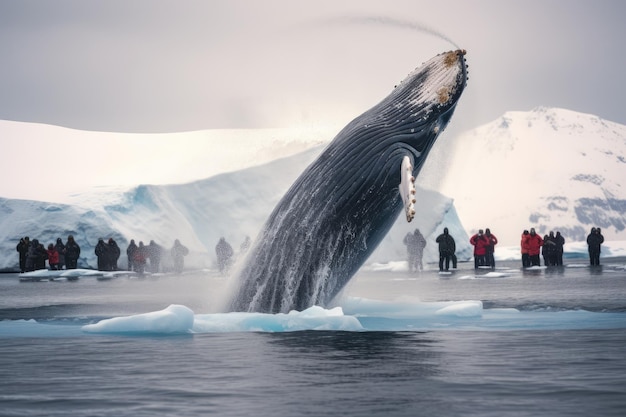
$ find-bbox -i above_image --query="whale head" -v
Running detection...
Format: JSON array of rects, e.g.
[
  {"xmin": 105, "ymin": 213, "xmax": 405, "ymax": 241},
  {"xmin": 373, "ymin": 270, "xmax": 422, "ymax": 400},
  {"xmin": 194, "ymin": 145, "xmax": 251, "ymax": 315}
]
[{"xmin": 339, "ymin": 49, "xmax": 468, "ymax": 161}]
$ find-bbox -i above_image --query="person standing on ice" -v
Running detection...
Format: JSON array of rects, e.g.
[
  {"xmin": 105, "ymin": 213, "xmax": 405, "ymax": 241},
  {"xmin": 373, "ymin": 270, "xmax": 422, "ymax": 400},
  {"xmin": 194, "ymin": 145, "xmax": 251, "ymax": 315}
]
[
  {"xmin": 436, "ymin": 227, "xmax": 456, "ymax": 272},
  {"xmin": 95, "ymin": 238, "xmax": 108, "ymax": 271},
  {"xmin": 16, "ymin": 236, "xmax": 30, "ymax": 273},
  {"xmin": 484, "ymin": 228, "xmax": 498, "ymax": 269},
  {"xmin": 215, "ymin": 237, "xmax": 234, "ymax": 275},
  {"xmin": 55, "ymin": 238, "xmax": 66, "ymax": 270},
  {"xmin": 126, "ymin": 239, "xmax": 138, "ymax": 271},
  {"xmin": 171, "ymin": 239, "xmax": 189, "ymax": 274},
  {"xmin": 524, "ymin": 228, "xmax": 543, "ymax": 267},
  {"xmin": 470, "ymin": 229, "xmax": 489, "ymax": 269},
  {"xmin": 403, "ymin": 231, "xmax": 418, "ymax": 272},
  {"xmin": 47, "ymin": 243, "xmax": 60, "ymax": 270},
  {"xmin": 133, "ymin": 241, "xmax": 148, "ymax": 274},
  {"xmin": 586, "ymin": 227, "xmax": 604, "ymax": 266},
  {"xmin": 413, "ymin": 229, "xmax": 427, "ymax": 272},
  {"xmin": 554, "ymin": 231, "xmax": 565, "ymax": 266},
  {"xmin": 25, "ymin": 239, "xmax": 46, "ymax": 272},
  {"xmin": 520, "ymin": 230, "xmax": 530, "ymax": 267},
  {"xmin": 107, "ymin": 238, "xmax": 121, "ymax": 271},
  {"xmin": 64, "ymin": 235, "xmax": 81, "ymax": 269},
  {"xmin": 147, "ymin": 240, "xmax": 163, "ymax": 273}
]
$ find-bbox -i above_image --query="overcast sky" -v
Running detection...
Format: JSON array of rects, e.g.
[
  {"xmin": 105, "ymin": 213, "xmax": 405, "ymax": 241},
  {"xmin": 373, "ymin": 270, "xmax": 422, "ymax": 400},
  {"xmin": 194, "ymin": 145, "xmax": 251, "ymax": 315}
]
[{"xmin": 1, "ymin": 0, "xmax": 625, "ymax": 136}]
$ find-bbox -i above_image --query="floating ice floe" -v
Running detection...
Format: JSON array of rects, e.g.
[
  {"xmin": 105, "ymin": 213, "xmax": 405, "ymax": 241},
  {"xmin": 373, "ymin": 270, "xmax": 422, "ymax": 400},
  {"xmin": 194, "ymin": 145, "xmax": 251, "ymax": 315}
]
[{"xmin": 82, "ymin": 304, "xmax": 195, "ymax": 334}]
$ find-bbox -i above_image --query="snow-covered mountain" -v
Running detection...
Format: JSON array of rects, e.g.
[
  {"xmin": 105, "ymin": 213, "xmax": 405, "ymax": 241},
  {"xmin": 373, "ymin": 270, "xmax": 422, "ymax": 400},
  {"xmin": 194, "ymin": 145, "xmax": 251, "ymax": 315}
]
[
  {"xmin": 0, "ymin": 119, "xmax": 337, "ymax": 203},
  {"xmin": 0, "ymin": 146, "xmax": 471, "ymax": 272},
  {"xmin": 439, "ymin": 107, "xmax": 626, "ymax": 246},
  {"xmin": 2, "ymin": 106, "xmax": 624, "ymax": 271}
]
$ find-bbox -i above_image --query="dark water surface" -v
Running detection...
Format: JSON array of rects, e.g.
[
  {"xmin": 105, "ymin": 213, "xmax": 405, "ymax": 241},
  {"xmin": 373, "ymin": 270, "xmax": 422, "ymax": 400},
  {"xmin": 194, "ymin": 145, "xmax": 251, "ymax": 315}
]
[{"xmin": 1, "ymin": 259, "xmax": 625, "ymax": 416}]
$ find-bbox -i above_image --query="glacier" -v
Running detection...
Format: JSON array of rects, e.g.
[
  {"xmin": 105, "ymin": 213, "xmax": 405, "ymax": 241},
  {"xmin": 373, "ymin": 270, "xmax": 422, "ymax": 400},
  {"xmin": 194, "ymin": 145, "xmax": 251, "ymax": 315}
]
[{"xmin": 0, "ymin": 146, "xmax": 472, "ymax": 272}]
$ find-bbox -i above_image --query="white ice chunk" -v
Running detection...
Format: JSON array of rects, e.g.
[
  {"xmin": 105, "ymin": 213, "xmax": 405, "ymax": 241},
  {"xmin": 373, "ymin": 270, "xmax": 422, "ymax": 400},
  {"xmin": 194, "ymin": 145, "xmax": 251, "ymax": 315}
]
[
  {"xmin": 192, "ymin": 305, "xmax": 363, "ymax": 333},
  {"xmin": 82, "ymin": 304, "xmax": 194, "ymax": 334}
]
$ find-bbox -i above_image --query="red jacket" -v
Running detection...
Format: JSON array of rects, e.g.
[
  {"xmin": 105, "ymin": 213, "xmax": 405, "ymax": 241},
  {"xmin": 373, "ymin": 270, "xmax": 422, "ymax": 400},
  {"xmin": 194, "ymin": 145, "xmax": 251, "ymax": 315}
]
[
  {"xmin": 47, "ymin": 249, "xmax": 59, "ymax": 265},
  {"xmin": 524, "ymin": 233, "xmax": 544, "ymax": 256},
  {"xmin": 520, "ymin": 233, "xmax": 530, "ymax": 254},
  {"xmin": 470, "ymin": 233, "xmax": 490, "ymax": 256}
]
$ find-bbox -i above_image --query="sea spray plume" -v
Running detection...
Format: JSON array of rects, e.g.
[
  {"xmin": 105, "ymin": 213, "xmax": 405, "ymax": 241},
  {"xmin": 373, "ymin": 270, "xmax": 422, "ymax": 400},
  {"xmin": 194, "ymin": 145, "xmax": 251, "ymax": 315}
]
[
  {"xmin": 228, "ymin": 50, "xmax": 468, "ymax": 313},
  {"xmin": 316, "ymin": 15, "xmax": 460, "ymax": 49}
]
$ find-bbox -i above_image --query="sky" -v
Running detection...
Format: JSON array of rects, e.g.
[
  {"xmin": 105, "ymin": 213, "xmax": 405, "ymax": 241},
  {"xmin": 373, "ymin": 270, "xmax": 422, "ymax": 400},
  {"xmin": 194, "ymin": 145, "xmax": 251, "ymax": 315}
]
[
  {"xmin": 1, "ymin": 0, "xmax": 626, "ymax": 203},
  {"xmin": 1, "ymin": 0, "xmax": 626, "ymax": 135}
]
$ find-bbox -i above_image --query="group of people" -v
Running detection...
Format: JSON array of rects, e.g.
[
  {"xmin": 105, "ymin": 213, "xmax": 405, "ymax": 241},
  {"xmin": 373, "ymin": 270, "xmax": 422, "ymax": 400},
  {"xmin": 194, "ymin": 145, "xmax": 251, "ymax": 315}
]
[
  {"xmin": 16, "ymin": 235, "xmax": 189, "ymax": 274},
  {"xmin": 403, "ymin": 229, "xmax": 427, "ymax": 272},
  {"xmin": 520, "ymin": 227, "xmax": 604, "ymax": 267},
  {"xmin": 95, "ymin": 238, "xmax": 121, "ymax": 271},
  {"xmin": 125, "ymin": 239, "xmax": 189, "ymax": 274},
  {"xmin": 404, "ymin": 228, "xmax": 458, "ymax": 272},
  {"xmin": 406, "ymin": 225, "xmax": 607, "ymax": 271},
  {"xmin": 470, "ymin": 228, "xmax": 498, "ymax": 269},
  {"xmin": 15, "ymin": 235, "xmax": 81, "ymax": 273},
  {"xmin": 520, "ymin": 228, "xmax": 565, "ymax": 267}
]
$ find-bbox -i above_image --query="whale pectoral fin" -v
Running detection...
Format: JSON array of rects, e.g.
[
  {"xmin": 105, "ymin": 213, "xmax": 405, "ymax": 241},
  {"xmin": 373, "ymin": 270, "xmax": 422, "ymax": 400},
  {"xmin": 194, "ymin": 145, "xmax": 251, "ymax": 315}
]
[{"xmin": 399, "ymin": 155, "xmax": 416, "ymax": 222}]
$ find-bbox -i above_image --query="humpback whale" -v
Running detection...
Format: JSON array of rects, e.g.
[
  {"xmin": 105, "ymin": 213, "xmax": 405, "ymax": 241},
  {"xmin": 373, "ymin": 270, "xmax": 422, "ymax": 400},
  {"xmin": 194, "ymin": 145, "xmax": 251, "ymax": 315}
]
[{"xmin": 229, "ymin": 50, "xmax": 468, "ymax": 313}]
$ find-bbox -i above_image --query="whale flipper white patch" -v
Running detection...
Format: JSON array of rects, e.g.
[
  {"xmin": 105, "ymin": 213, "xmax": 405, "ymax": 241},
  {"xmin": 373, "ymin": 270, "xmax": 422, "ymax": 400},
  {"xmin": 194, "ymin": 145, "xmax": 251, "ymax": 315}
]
[{"xmin": 399, "ymin": 155, "xmax": 416, "ymax": 222}]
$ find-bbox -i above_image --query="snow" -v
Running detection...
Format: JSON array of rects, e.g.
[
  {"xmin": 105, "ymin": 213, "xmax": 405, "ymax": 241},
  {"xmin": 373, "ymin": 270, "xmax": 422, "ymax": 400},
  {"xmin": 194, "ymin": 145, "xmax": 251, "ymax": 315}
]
[
  {"xmin": 1, "ymin": 107, "xmax": 625, "ymax": 273},
  {"xmin": 0, "ymin": 144, "xmax": 473, "ymax": 272},
  {"xmin": 0, "ymin": 119, "xmax": 338, "ymax": 203},
  {"xmin": 439, "ymin": 107, "xmax": 626, "ymax": 246}
]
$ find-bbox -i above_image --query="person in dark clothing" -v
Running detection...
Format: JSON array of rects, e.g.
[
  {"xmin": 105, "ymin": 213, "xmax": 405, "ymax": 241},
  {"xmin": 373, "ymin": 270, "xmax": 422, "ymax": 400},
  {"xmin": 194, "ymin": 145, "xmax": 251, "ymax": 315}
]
[
  {"xmin": 215, "ymin": 237, "xmax": 234, "ymax": 275},
  {"xmin": 64, "ymin": 235, "xmax": 81, "ymax": 269},
  {"xmin": 35, "ymin": 241, "xmax": 48, "ymax": 270},
  {"xmin": 484, "ymin": 228, "xmax": 498, "ymax": 269},
  {"xmin": 404, "ymin": 229, "xmax": 427, "ymax": 272},
  {"xmin": 16, "ymin": 236, "xmax": 30, "ymax": 273},
  {"xmin": 554, "ymin": 231, "xmax": 565, "ymax": 266},
  {"xmin": 25, "ymin": 239, "xmax": 47, "ymax": 272},
  {"xmin": 435, "ymin": 227, "xmax": 456, "ymax": 272},
  {"xmin": 147, "ymin": 240, "xmax": 163, "ymax": 273},
  {"xmin": 171, "ymin": 239, "xmax": 189, "ymax": 274},
  {"xmin": 55, "ymin": 238, "xmax": 66, "ymax": 270},
  {"xmin": 126, "ymin": 239, "xmax": 138, "ymax": 271},
  {"xmin": 133, "ymin": 241, "xmax": 148, "ymax": 274},
  {"xmin": 403, "ymin": 231, "xmax": 417, "ymax": 272},
  {"xmin": 542, "ymin": 231, "xmax": 559, "ymax": 266},
  {"xmin": 95, "ymin": 238, "xmax": 108, "ymax": 271},
  {"xmin": 586, "ymin": 227, "xmax": 604, "ymax": 266},
  {"xmin": 107, "ymin": 238, "xmax": 121, "ymax": 271},
  {"xmin": 412, "ymin": 229, "xmax": 427, "ymax": 272}
]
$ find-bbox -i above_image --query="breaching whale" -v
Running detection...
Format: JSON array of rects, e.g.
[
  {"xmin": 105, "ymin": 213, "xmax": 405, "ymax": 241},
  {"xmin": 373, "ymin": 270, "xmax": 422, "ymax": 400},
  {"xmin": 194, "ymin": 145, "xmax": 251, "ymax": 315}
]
[{"xmin": 229, "ymin": 50, "xmax": 468, "ymax": 313}]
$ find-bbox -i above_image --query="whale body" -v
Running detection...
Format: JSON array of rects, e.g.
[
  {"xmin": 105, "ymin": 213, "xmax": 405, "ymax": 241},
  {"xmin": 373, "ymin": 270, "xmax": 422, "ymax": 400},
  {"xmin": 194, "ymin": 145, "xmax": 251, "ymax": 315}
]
[{"xmin": 229, "ymin": 50, "xmax": 468, "ymax": 313}]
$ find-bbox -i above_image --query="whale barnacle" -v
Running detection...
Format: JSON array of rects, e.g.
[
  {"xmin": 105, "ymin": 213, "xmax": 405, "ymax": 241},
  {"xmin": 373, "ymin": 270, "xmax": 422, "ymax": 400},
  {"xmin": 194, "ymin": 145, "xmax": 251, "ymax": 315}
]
[{"xmin": 437, "ymin": 86, "xmax": 451, "ymax": 104}]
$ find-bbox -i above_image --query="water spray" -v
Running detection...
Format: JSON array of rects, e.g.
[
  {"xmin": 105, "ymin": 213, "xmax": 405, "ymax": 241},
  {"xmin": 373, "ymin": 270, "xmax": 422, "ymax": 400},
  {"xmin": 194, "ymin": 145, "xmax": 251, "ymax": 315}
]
[{"xmin": 319, "ymin": 15, "xmax": 460, "ymax": 50}]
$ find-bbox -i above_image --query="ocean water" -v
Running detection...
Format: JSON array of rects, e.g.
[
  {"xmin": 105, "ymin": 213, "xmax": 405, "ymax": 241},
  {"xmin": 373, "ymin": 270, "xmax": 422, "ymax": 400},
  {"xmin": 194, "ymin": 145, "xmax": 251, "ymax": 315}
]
[{"xmin": 1, "ymin": 258, "xmax": 626, "ymax": 417}]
